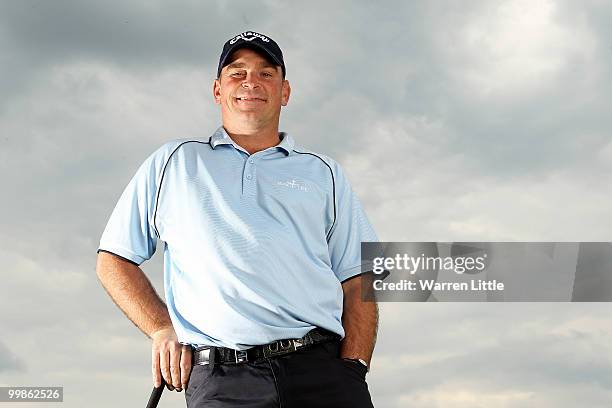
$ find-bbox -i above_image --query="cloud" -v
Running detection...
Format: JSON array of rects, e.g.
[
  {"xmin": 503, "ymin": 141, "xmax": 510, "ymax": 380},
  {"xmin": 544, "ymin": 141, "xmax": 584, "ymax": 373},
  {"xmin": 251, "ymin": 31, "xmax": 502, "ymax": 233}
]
[
  {"xmin": 371, "ymin": 303, "xmax": 612, "ymax": 407},
  {"xmin": 0, "ymin": 0, "xmax": 276, "ymax": 115}
]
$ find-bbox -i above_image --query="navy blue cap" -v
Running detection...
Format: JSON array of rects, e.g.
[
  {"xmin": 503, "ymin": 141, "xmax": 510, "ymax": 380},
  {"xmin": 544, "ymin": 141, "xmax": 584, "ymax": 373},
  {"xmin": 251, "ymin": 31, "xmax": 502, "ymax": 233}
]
[{"xmin": 217, "ymin": 31, "xmax": 286, "ymax": 79}]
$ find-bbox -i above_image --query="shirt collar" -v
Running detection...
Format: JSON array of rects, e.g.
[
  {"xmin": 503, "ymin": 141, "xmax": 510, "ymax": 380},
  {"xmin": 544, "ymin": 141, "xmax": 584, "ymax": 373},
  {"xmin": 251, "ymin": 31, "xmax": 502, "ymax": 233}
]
[{"xmin": 209, "ymin": 126, "xmax": 294, "ymax": 156}]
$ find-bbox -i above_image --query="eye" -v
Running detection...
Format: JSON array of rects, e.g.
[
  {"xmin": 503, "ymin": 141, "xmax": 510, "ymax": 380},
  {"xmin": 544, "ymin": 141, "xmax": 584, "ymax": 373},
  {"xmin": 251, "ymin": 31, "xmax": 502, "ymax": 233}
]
[
  {"xmin": 231, "ymin": 71, "xmax": 245, "ymax": 77},
  {"xmin": 262, "ymin": 72, "xmax": 273, "ymax": 77}
]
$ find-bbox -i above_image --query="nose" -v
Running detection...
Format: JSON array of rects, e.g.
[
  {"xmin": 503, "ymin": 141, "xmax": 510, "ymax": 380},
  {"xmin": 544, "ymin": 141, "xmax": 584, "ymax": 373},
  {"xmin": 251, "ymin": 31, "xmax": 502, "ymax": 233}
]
[
  {"xmin": 241, "ymin": 72, "xmax": 260, "ymax": 89},
  {"xmin": 241, "ymin": 82, "xmax": 260, "ymax": 89}
]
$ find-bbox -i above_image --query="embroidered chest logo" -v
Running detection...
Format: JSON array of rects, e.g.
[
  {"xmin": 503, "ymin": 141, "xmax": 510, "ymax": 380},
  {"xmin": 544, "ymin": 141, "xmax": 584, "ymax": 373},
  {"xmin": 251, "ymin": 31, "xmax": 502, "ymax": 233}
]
[{"xmin": 276, "ymin": 179, "xmax": 310, "ymax": 192}]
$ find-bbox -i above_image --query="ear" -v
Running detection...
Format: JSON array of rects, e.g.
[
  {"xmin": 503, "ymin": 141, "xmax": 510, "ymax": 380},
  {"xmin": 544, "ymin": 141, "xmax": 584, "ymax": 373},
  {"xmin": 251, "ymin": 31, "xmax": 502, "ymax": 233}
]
[
  {"xmin": 281, "ymin": 79, "xmax": 291, "ymax": 106},
  {"xmin": 213, "ymin": 79, "xmax": 222, "ymax": 105}
]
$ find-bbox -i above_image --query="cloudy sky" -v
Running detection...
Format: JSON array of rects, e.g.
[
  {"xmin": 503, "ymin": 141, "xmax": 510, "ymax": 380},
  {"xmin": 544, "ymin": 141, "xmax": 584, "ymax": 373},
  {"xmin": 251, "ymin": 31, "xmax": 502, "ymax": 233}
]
[{"xmin": 1, "ymin": 0, "xmax": 611, "ymax": 406}]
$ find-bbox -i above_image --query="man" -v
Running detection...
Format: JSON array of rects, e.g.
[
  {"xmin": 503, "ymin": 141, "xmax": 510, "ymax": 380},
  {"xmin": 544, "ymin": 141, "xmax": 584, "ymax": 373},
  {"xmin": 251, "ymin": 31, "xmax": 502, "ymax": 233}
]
[{"xmin": 96, "ymin": 31, "xmax": 379, "ymax": 408}]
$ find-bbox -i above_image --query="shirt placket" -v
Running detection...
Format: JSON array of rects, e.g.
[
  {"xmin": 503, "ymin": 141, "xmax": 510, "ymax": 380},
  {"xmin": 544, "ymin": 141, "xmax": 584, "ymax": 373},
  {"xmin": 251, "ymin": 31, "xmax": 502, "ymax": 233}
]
[{"xmin": 242, "ymin": 153, "xmax": 258, "ymax": 198}]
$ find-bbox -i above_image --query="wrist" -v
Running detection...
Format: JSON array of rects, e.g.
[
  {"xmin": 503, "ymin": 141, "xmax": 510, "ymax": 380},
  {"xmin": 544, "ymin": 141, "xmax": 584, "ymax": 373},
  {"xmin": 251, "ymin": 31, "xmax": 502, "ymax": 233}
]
[
  {"xmin": 342, "ymin": 357, "xmax": 369, "ymax": 372},
  {"xmin": 150, "ymin": 324, "xmax": 174, "ymax": 338}
]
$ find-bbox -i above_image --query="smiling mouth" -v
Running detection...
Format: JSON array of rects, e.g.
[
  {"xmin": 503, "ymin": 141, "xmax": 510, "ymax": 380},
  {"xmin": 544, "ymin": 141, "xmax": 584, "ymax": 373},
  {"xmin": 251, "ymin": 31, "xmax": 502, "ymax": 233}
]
[{"xmin": 235, "ymin": 97, "xmax": 267, "ymax": 102}]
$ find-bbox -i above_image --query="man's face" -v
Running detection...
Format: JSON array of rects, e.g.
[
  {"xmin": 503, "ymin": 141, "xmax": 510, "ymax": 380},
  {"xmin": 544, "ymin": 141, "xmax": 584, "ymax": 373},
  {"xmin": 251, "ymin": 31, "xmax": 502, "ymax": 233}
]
[{"xmin": 213, "ymin": 48, "xmax": 290, "ymax": 130}]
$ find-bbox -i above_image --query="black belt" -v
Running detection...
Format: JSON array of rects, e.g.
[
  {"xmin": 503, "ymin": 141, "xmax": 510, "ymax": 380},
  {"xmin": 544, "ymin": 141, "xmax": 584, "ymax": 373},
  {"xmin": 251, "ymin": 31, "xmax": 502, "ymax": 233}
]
[{"xmin": 192, "ymin": 328, "xmax": 340, "ymax": 366}]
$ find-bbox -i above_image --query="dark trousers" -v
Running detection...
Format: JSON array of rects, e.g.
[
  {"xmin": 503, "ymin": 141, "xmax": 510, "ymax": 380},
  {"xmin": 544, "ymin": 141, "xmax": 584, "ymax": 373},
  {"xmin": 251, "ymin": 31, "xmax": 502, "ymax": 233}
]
[{"xmin": 185, "ymin": 339, "xmax": 374, "ymax": 408}]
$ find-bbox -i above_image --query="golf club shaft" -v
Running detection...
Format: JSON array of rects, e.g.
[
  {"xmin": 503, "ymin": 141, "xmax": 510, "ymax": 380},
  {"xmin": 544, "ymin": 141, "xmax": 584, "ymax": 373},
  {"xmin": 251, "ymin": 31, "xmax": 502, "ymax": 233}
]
[{"xmin": 145, "ymin": 378, "xmax": 165, "ymax": 408}]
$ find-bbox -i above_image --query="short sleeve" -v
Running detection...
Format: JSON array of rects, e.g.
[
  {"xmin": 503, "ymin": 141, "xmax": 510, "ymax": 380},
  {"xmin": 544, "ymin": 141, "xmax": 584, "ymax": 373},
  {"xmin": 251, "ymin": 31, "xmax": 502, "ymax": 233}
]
[
  {"xmin": 327, "ymin": 162, "xmax": 379, "ymax": 283},
  {"xmin": 97, "ymin": 149, "xmax": 161, "ymax": 266}
]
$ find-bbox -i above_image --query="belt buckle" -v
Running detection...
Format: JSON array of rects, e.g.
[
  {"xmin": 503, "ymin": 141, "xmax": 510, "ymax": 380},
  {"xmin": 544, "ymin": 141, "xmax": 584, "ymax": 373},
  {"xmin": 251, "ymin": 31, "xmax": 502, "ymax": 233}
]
[
  {"xmin": 194, "ymin": 348, "xmax": 211, "ymax": 366},
  {"xmin": 235, "ymin": 349, "xmax": 248, "ymax": 363}
]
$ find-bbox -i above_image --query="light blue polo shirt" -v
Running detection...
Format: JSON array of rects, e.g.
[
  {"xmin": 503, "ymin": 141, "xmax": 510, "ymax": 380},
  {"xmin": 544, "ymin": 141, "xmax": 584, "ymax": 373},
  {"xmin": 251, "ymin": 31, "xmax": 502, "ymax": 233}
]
[{"xmin": 98, "ymin": 126, "xmax": 378, "ymax": 350}]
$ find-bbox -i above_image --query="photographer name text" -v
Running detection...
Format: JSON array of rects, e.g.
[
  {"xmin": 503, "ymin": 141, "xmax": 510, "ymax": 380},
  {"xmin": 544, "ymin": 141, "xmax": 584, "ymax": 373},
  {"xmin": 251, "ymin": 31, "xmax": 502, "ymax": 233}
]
[{"xmin": 374, "ymin": 279, "xmax": 504, "ymax": 292}]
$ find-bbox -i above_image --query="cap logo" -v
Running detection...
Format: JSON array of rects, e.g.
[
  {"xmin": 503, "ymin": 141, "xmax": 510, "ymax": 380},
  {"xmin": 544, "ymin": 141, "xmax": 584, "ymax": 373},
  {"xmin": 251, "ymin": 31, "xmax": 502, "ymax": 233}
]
[{"xmin": 229, "ymin": 31, "xmax": 270, "ymax": 45}]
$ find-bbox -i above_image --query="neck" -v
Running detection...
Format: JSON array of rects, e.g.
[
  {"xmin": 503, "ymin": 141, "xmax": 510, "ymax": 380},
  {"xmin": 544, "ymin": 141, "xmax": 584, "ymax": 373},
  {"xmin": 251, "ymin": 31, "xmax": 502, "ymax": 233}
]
[{"xmin": 223, "ymin": 122, "xmax": 281, "ymax": 155}]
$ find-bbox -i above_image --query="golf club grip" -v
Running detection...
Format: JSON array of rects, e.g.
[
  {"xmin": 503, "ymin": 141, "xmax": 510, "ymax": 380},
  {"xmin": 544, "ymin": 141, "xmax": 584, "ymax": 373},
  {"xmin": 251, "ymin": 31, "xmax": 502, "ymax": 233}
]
[{"xmin": 146, "ymin": 379, "xmax": 165, "ymax": 408}]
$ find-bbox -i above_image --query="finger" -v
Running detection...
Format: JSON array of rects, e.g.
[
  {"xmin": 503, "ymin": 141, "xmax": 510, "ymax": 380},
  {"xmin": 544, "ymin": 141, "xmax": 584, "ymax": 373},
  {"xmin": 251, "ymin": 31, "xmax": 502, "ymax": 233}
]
[
  {"xmin": 169, "ymin": 344, "xmax": 182, "ymax": 390},
  {"xmin": 180, "ymin": 345, "xmax": 193, "ymax": 391},
  {"xmin": 152, "ymin": 347, "xmax": 161, "ymax": 388},
  {"xmin": 160, "ymin": 348, "xmax": 175, "ymax": 391}
]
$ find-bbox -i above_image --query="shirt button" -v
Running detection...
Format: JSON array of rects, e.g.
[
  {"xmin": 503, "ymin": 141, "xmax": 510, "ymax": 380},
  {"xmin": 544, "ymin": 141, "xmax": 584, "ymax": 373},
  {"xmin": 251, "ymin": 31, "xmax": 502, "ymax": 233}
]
[
  {"xmin": 246, "ymin": 174, "xmax": 252, "ymax": 180},
  {"xmin": 249, "ymin": 159, "xmax": 254, "ymax": 164}
]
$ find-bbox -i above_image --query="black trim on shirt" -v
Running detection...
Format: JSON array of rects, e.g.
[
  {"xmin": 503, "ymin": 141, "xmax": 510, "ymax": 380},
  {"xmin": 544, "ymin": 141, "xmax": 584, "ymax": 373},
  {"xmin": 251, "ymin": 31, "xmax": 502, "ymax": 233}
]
[
  {"xmin": 340, "ymin": 270, "xmax": 373, "ymax": 284},
  {"xmin": 96, "ymin": 249, "xmax": 141, "ymax": 267},
  {"xmin": 292, "ymin": 149, "xmax": 336, "ymax": 242},
  {"xmin": 152, "ymin": 141, "xmax": 211, "ymax": 238}
]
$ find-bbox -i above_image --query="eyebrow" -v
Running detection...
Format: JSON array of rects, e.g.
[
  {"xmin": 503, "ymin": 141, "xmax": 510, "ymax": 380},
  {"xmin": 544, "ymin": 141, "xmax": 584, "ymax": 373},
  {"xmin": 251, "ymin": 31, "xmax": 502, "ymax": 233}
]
[{"xmin": 226, "ymin": 61, "xmax": 278, "ymax": 70}]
